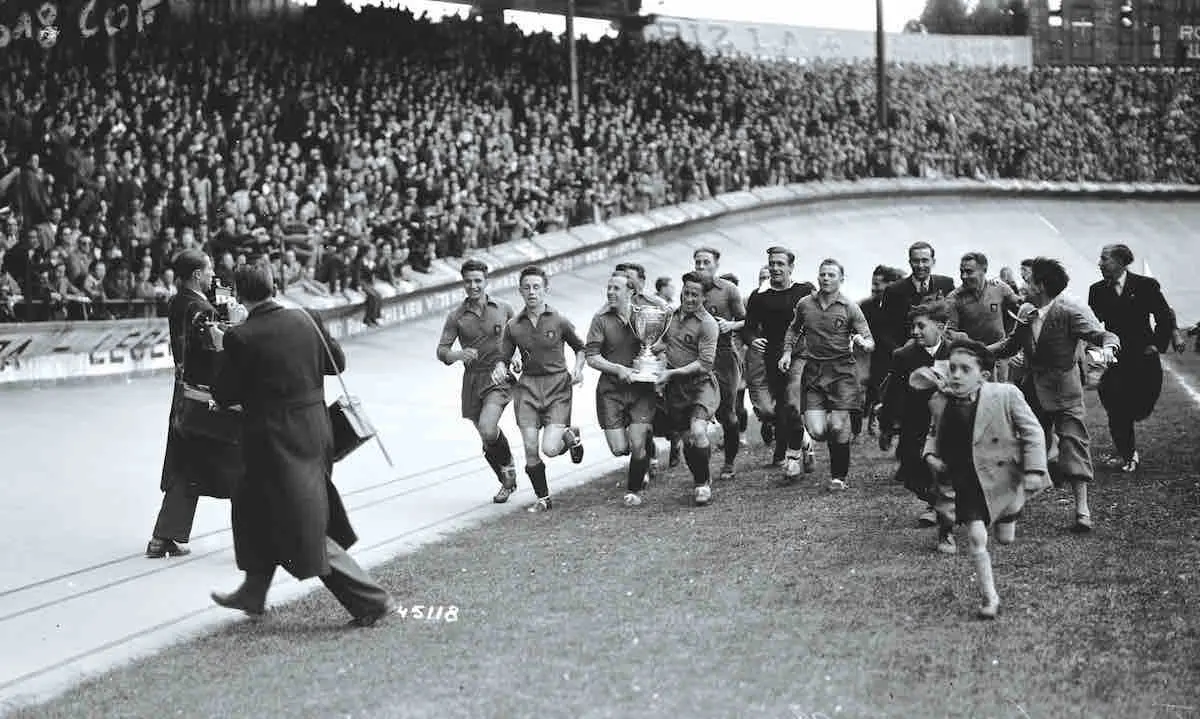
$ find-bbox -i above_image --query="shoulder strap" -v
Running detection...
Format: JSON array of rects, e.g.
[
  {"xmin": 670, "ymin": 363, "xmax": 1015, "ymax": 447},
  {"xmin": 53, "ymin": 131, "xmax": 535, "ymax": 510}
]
[
  {"xmin": 179, "ymin": 295, "xmax": 202, "ymax": 382},
  {"xmin": 178, "ymin": 298, "xmax": 189, "ymax": 381},
  {"xmin": 299, "ymin": 308, "xmax": 353, "ymax": 399}
]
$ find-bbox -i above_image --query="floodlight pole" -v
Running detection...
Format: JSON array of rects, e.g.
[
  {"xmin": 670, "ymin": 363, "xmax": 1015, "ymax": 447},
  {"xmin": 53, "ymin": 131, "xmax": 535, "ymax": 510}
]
[
  {"xmin": 875, "ymin": 0, "xmax": 888, "ymax": 130},
  {"xmin": 567, "ymin": 0, "xmax": 580, "ymax": 124}
]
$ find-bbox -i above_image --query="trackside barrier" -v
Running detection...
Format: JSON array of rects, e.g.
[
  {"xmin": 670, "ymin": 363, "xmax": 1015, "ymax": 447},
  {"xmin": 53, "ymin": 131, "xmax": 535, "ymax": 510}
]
[{"xmin": 3, "ymin": 178, "xmax": 1199, "ymax": 388}]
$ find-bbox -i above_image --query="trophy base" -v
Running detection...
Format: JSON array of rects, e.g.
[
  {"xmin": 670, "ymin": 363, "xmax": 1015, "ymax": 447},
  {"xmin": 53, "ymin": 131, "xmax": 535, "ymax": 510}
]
[{"xmin": 629, "ymin": 358, "xmax": 665, "ymax": 383}]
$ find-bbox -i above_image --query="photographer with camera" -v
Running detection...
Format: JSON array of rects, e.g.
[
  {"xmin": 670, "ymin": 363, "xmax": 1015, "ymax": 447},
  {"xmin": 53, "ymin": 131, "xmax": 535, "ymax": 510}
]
[{"xmin": 146, "ymin": 250, "xmax": 247, "ymax": 559}]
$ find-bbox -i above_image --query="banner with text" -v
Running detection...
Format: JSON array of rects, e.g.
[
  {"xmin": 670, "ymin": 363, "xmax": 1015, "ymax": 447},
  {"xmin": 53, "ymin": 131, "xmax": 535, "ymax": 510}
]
[
  {"xmin": 644, "ymin": 15, "xmax": 1032, "ymax": 68},
  {"xmin": 0, "ymin": 0, "xmax": 164, "ymax": 50}
]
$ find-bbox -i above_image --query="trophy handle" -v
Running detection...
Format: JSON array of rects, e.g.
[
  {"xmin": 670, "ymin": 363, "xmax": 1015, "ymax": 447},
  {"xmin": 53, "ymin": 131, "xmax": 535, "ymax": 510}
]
[{"xmin": 645, "ymin": 314, "xmax": 671, "ymax": 353}]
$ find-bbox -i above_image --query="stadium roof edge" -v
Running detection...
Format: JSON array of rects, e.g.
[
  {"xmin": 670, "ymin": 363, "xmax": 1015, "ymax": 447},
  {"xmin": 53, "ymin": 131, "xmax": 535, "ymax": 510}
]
[{"xmin": 470, "ymin": 0, "xmax": 643, "ymax": 21}]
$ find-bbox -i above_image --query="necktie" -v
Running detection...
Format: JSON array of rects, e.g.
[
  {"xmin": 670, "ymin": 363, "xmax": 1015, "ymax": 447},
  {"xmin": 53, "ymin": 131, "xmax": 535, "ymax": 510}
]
[{"xmin": 1029, "ymin": 308, "xmax": 1045, "ymax": 345}]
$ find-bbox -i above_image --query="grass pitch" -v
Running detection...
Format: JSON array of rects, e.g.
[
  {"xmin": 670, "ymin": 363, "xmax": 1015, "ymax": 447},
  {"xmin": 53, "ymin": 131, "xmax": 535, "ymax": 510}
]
[{"xmin": 14, "ymin": 358, "xmax": 1200, "ymax": 719}]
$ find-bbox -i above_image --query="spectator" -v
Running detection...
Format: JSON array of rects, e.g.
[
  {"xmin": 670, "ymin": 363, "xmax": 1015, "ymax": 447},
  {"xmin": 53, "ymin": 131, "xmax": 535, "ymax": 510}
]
[
  {"xmin": 280, "ymin": 250, "xmax": 304, "ymax": 289},
  {"xmin": 105, "ymin": 264, "xmax": 135, "ymax": 305},
  {"xmin": 44, "ymin": 262, "xmax": 88, "ymax": 321},
  {"xmin": 81, "ymin": 258, "xmax": 109, "ymax": 298},
  {"xmin": 0, "ymin": 248, "xmax": 20, "ymax": 323},
  {"xmin": 352, "ymin": 244, "xmax": 383, "ymax": 327}
]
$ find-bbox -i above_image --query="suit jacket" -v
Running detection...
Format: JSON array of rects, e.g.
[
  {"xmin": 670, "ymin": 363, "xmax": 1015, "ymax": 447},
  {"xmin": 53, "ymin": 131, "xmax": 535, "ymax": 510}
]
[
  {"xmin": 880, "ymin": 341, "xmax": 952, "ymax": 498},
  {"xmin": 993, "ymin": 297, "xmax": 1118, "ymax": 412},
  {"xmin": 167, "ymin": 289, "xmax": 221, "ymax": 387},
  {"xmin": 880, "ymin": 341, "xmax": 952, "ymax": 439},
  {"xmin": 161, "ymin": 289, "xmax": 243, "ymax": 498},
  {"xmin": 878, "ymin": 274, "xmax": 956, "ymax": 350},
  {"xmin": 212, "ymin": 301, "xmax": 355, "ymax": 579},
  {"xmin": 1087, "ymin": 272, "xmax": 1174, "ymax": 355},
  {"xmin": 924, "ymin": 382, "xmax": 1050, "ymax": 526},
  {"xmin": 859, "ymin": 296, "xmax": 890, "ymax": 386}
]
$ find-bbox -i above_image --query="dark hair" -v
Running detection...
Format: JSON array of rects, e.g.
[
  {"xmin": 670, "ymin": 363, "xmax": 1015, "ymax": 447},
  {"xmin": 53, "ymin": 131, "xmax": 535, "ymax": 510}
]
[
  {"xmin": 908, "ymin": 300, "xmax": 950, "ymax": 324},
  {"xmin": 694, "ymin": 246, "xmax": 721, "ymax": 262},
  {"xmin": 616, "ymin": 262, "xmax": 647, "ymax": 281},
  {"xmin": 1029, "ymin": 257, "xmax": 1069, "ymax": 298},
  {"xmin": 766, "ymin": 246, "xmax": 795, "ymax": 265},
  {"xmin": 654, "ymin": 276, "xmax": 672, "ymax": 292},
  {"xmin": 1104, "ymin": 244, "xmax": 1134, "ymax": 266},
  {"xmin": 173, "ymin": 249, "xmax": 208, "ymax": 284},
  {"xmin": 719, "ymin": 272, "xmax": 738, "ymax": 285},
  {"xmin": 519, "ymin": 265, "xmax": 547, "ymax": 283},
  {"xmin": 819, "ymin": 258, "xmax": 845, "ymax": 277},
  {"xmin": 681, "ymin": 270, "xmax": 706, "ymax": 287},
  {"xmin": 909, "ymin": 241, "xmax": 935, "ymax": 259},
  {"xmin": 872, "ymin": 264, "xmax": 904, "ymax": 283},
  {"xmin": 460, "ymin": 258, "xmax": 489, "ymax": 276},
  {"xmin": 234, "ymin": 264, "xmax": 275, "ymax": 302},
  {"xmin": 961, "ymin": 252, "xmax": 989, "ymax": 270},
  {"xmin": 1019, "ymin": 258, "xmax": 1035, "ymax": 269},
  {"xmin": 948, "ymin": 337, "xmax": 994, "ymax": 370}
]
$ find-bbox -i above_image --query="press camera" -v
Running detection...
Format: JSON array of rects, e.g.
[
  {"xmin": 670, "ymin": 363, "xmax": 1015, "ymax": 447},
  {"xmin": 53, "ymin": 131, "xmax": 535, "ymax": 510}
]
[
  {"xmin": 205, "ymin": 278, "xmax": 238, "ymax": 323},
  {"xmin": 192, "ymin": 279, "xmax": 242, "ymax": 351}
]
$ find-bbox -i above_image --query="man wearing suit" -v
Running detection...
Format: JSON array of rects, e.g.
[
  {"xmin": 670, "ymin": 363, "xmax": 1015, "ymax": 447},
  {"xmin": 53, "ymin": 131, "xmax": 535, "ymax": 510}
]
[
  {"xmin": 878, "ymin": 241, "xmax": 956, "ymax": 355},
  {"xmin": 991, "ymin": 258, "xmax": 1119, "ymax": 533},
  {"xmin": 1088, "ymin": 244, "xmax": 1176, "ymax": 474},
  {"xmin": 147, "ymin": 250, "xmax": 244, "ymax": 559},
  {"xmin": 211, "ymin": 265, "xmax": 396, "ymax": 627},
  {"xmin": 855, "ymin": 265, "xmax": 905, "ymax": 438}
]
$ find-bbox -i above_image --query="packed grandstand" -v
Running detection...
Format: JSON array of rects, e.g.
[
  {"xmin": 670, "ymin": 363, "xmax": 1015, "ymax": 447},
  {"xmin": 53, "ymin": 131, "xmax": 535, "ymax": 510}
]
[{"xmin": 1, "ymin": 4, "xmax": 1198, "ymax": 322}]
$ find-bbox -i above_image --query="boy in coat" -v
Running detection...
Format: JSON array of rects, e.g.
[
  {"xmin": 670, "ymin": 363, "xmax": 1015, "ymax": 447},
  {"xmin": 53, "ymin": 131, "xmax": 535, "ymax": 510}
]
[{"xmin": 922, "ymin": 339, "xmax": 1050, "ymax": 620}]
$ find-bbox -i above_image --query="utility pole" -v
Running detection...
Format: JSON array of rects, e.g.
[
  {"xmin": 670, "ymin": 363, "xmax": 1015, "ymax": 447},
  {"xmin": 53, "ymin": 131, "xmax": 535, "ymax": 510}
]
[
  {"xmin": 567, "ymin": 0, "xmax": 580, "ymax": 124},
  {"xmin": 875, "ymin": 0, "xmax": 888, "ymax": 130}
]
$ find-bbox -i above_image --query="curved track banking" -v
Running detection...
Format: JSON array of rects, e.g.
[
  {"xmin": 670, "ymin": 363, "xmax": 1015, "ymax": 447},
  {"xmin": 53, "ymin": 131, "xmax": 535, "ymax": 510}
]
[{"xmin": 1, "ymin": 195, "xmax": 1197, "ymax": 712}]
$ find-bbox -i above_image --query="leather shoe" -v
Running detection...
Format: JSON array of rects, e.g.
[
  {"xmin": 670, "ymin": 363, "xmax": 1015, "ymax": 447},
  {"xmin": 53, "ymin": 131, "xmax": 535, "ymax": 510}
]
[
  {"xmin": 146, "ymin": 538, "xmax": 191, "ymax": 558},
  {"xmin": 210, "ymin": 589, "xmax": 266, "ymax": 617},
  {"xmin": 348, "ymin": 598, "xmax": 397, "ymax": 628},
  {"xmin": 1071, "ymin": 513, "xmax": 1094, "ymax": 533},
  {"xmin": 977, "ymin": 596, "xmax": 1000, "ymax": 620}
]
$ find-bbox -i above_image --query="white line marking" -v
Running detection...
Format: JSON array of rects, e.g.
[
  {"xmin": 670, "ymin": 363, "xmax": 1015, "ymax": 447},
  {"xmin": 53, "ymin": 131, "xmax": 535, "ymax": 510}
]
[
  {"xmin": 1037, "ymin": 213, "xmax": 1060, "ymax": 234},
  {"xmin": 1164, "ymin": 359, "xmax": 1200, "ymax": 409}
]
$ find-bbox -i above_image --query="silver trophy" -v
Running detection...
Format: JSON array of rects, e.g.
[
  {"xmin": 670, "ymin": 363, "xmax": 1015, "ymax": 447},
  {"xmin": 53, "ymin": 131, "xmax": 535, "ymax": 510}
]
[{"xmin": 629, "ymin": 305, "xmax": 672, "ymax": 382}]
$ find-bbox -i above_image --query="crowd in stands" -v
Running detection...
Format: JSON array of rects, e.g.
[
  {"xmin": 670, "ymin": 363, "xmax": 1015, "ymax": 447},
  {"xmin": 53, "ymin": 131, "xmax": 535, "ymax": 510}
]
[{"xmin": 2, "ymin": 3, "xmax": 1200, "ymax": 323}]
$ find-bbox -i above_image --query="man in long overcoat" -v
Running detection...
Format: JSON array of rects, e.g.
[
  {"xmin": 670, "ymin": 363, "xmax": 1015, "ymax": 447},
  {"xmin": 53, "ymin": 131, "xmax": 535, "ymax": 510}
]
[
  {"xmin": 211, "ymin": 265, "xmax": 395, "ymax": 627},
  {"xmin": 1088, "ymin": 244, "xmax": 1177, "ymax": 474},
  {"xmin": 148, "ymin": 249, "xmax": 243, "ymax": 559}
]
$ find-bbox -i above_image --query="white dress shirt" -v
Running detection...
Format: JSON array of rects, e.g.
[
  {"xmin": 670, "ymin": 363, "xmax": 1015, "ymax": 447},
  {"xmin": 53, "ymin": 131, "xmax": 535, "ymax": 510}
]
[
  {"xmin": 1111, "ymin": 270, "xmax": 1128, "ymax": 297},
  {"xmin": 1031, "ymin": 300, "xmax": 1055, "ymax": 343}
]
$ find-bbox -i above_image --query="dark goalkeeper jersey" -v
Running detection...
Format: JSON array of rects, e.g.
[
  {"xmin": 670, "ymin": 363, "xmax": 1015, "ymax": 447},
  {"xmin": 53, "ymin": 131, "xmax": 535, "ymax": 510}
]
[{"xmin": 743, "ymin": 281, "xmax": 815, "ymax": 357}]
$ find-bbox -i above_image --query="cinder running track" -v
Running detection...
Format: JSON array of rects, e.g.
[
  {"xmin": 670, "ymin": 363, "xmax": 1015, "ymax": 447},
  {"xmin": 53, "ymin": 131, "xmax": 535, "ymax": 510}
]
[{"xmin": 1, "ymin": 196, "xmax": 1196, "ymax": 712}]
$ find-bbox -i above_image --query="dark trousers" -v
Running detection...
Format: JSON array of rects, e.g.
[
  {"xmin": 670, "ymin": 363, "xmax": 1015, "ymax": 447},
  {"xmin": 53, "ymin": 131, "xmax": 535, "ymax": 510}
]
[
  {"xmin": 1099, "ymin": 352, "xmax": 1163, "ymax": 460},
  {"xmin": 765, "ymin": 357, "xmax": 805, "ymax": 462},
  {"xmin": 361, "ymin": 286, "xmax": 383, "ymax": 324},
  {"xmin": 152, "ymin": 483, "xmax": 199, "ymax": 543},
  {"xmin": 246, "ymin": 538, "xmax": 391, "ymax": 618}
]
